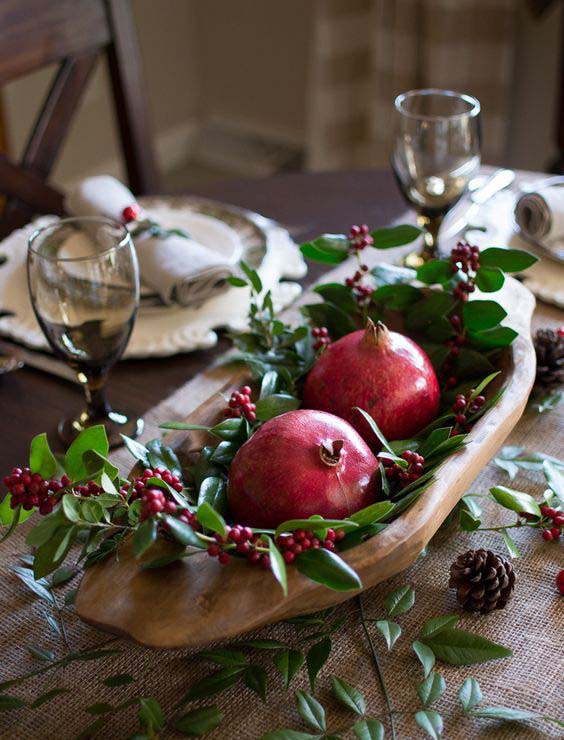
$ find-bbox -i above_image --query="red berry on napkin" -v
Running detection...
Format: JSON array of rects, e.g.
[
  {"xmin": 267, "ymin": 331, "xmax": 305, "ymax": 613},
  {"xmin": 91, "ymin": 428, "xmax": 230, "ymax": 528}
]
[{"xmin": 556, "ymin": 570, "xmax": 564, "ymax": 595}]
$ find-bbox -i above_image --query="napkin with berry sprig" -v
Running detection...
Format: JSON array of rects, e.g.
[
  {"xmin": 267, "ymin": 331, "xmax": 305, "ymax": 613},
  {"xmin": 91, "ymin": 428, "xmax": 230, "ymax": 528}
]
[{"xmin": 66, "ymin": 175, "xmax": 235, "ymax": 307}]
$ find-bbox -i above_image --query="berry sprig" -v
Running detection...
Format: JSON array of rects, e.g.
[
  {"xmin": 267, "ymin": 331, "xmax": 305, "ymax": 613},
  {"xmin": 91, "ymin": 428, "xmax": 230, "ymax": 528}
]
[
  {"xmin": 121, "ymin": 204, "xmax": 141, "ymax": 224},
  {"xmin": 344, "ymin": 265, "xmax": 372, "ymax": 305},
  {"xmin": 451, "ymin": 391, "xmax": 486, "ymax": 435},
  {"xmin": 224, "ymin": 386, "xmax": 257, "ymax": 422},
  {"xmin": 123, "ymin": 467, "xmax": 184, "ymax": 502},
  {"xmin": 311, "ymin": 326, "xmax": 331, "ymax": 351},
  {"xmin": 381, "ymin": 450, "xmax": 425, "ymax": 486},
  {"xmin": 348, "ymin": 224, "xmax": 373, "ymax": 251},
  {"xmin": 3, "ymin": 468, "xmax": 62, "ymax": 515},
  {"xmin": 276, "ymin": 527, "xmax": 346, "ymax": 563},
  {"xmin": 451, "ymin": 242, "xmax": 480, "ymax": 302},
  {"xmin": 539, "ymin": 505, "xmax": 563, "ymax": 542}
]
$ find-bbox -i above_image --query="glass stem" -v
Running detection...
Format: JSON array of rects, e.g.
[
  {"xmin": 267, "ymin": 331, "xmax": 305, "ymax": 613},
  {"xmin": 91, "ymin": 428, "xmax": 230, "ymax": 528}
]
[
  {"xmin": 417, "ymin": 214, "xmax": 443, "ymax": 261},
  {"xmin": 78, "ymin": 369, "xmax": 111, "ymax": 421}
]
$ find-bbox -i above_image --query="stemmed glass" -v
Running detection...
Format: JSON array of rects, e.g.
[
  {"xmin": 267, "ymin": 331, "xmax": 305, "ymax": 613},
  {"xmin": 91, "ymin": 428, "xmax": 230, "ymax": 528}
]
[
  {"xmin": 391, "ymin": 89, "xmax": 481, "ymax": 265},
  {"xmin": 27, "ymin": 217, "xmax": 143, "ymax": 447}
]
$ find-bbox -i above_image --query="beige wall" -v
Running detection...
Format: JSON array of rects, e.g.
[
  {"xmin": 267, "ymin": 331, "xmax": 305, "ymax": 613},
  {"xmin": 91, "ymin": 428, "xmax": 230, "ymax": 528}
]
[{"xmin": 0, "ymin": 0, "xmax": 560, "ymax": 186}]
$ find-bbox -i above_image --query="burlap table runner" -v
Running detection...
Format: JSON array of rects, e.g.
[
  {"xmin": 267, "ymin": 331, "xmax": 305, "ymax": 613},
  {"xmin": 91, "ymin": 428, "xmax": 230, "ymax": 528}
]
[{"xmin": 1, "ymin": 293, "xmax": 563, "ymax": 736}]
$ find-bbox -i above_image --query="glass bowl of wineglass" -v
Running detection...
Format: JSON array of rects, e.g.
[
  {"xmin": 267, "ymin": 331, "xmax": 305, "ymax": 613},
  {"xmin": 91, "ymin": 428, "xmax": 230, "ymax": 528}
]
[
  {"xmin": 392, "ymin": 88, "xmax": 481, "ymax": 266},
  {"xmin": 27, "ymin": 217, "xmax": 143, "ymax": 447}
]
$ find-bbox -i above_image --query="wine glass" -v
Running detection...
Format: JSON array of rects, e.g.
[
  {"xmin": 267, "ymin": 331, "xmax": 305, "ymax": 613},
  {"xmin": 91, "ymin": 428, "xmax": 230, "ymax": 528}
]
[
  {"xmin": 391, "ymin": 89, "xmax": 481, "ymax": 265},
  {"xmin": 27, "ymin": 217, "xmax": 143, "ymax": 448}
]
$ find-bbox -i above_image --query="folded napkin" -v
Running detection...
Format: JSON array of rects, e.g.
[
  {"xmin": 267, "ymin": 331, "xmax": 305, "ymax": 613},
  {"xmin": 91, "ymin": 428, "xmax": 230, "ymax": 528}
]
[
  {"xmin": 66, "ymin": 176, "xmax": 233, "ymax": 307},
  {"xmin": 514, "ymin": 185, "xmax": 564, "ymax": 248}
]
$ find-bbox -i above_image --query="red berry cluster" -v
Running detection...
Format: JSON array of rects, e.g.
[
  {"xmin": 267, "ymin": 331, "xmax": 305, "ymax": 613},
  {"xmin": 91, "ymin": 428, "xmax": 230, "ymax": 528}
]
[
  {"xmin": 140, "ymin": 488, "xmax": 179, "ymax": 521},
  {"xmin": 451, "ymin": 391, "xmax": 485, "ymax": 434},
  {"xmin": 557, "ymin": 569, "xmax": 564, "ymax": 595},
  {"xmin": 224, "ymin": 386, "xmax": 256, "ymax": 422},
  {"xmin": 381, "ymin": 450, "xmax": 425, "ymax": 485},
  {"xmin": 451, "ymin": 242, "xmax": 480, "ymax": 302},
  {"xmin": 539, "ymin": 505, "xmax": 564, "ymax": 541},
  {"xmin": 345, "ymin": 265, "xmax": 372, "ymax": 304},
  {"xmin": 207, "ymin": 524, "xmax": 256, "ymax": 566},
  {"xmin": 3, "ymin": 468, "xmax": 62, "ymax": 515},
  {"xmin": 276, "ymin": 527, "xmax": 346, "ymax": 564},
  {"xmin": 121, "ymin": 204, "xmax": 141, "ymax": 223},
  {"xmin": 348, "ymin": 224, "xmax": 373, "ymax": 251},
  {"xmin": 123, "ymin": 467, "xmax": 184, "ymax": 502},
  {"xmin": 73, "ymin": 480, "xmax": 102, "ymax": 497},
  {"xmin": 311, "ymin": 326, "xmax": 331, "ymax": 351}
]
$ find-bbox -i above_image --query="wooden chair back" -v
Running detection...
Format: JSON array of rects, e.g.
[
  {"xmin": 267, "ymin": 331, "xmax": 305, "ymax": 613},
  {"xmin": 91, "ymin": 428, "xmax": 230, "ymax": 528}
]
[{"xmin": 0, "ymin": 0, "xmax": 158, "ymax": 238}]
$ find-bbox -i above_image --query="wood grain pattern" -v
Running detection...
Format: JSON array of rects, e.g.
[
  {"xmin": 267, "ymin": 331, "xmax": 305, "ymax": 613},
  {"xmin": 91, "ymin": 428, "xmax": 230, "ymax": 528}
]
[{"xmin": 75, "ymin": 276, "xmax": 536, "ymax": 648}]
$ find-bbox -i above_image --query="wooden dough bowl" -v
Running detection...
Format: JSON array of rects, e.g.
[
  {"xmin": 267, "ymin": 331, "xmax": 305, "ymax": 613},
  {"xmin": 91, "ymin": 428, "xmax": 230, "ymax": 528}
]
[{"xmin": 75, "ymin": 277, "xmax": 536, "ymax": 648}]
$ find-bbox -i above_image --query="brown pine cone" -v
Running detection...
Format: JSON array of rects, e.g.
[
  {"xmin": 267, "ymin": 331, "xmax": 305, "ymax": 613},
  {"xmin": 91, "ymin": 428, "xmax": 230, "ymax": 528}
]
[
  {"xmin": 449, "ymin": 548, "xmax": 515, "ymax": 613},
  {"xmin": 534, "ymin": 328, "xmax": 564, "ymax": 388}
]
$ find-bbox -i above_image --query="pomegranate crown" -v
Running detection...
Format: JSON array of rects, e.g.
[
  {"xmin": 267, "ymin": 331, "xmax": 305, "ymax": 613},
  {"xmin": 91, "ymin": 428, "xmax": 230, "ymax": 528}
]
[
  {"xmin": 363, "ymin": 318, "xmax": 390, "ymax": 347},
  {"xmin": 319, "ymin": 439, "xmax": 344, "ymax": 467}
]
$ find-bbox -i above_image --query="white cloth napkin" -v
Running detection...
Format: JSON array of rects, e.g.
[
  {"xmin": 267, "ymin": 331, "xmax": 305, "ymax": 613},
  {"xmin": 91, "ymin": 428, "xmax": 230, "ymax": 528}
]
[
  {"xmin": 66, "ymin": 176, "xmax": 233, "ymax": 307},
  {"xmin": 514, "ymin": 186, "xmax": 564, "ymax": 249}
]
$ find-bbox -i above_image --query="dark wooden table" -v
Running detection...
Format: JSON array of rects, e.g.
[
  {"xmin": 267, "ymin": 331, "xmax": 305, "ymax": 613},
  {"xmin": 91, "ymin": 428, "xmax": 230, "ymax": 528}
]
[{"xmin": 0, "ymin": 169, "xmax": 405, "ymax": 470}]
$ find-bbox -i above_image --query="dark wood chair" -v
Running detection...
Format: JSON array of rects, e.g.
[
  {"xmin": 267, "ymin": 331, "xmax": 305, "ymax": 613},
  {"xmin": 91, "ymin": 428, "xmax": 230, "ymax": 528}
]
[{"xmin": 0, "ymin": 0, "xmax": 159, "ymax": 238}]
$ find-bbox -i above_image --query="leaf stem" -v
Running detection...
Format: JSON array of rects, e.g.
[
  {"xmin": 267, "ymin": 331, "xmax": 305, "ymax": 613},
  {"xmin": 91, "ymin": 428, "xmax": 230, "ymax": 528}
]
[{"xmin": 357, "ymin": 594, "xmax": 397, "ymax": 740}]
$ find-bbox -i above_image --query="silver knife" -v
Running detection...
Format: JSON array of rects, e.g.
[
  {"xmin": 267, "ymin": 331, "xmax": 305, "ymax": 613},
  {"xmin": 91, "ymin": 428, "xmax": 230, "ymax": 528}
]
[{"xmin": 442, "ymin": 168, "xmax": 516, "ymax": 240}]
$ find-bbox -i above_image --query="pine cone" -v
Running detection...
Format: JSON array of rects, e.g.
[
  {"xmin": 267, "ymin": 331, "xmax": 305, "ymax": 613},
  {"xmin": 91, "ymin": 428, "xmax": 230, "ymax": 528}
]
[
  {"xmin": 534, "ymin": 328, "xmax": 564, "ymax": 388},
  {"xmin": 449, "ymin": 549, "xmax": 515, "ymax": 613}
]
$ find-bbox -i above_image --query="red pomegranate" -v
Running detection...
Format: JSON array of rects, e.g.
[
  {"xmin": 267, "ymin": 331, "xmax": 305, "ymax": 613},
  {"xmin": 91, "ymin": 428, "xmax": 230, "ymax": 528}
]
[
  {"xmin": 303, "ymin": 320, "xmax": 440, "ymax": 446},
  {"xmin": 227, "ymin": 409, "xmax": 380, "ymax": 528}
]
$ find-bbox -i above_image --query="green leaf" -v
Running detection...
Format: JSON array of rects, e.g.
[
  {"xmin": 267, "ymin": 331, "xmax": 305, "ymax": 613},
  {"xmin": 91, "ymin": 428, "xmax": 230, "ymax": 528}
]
[
  {"xmin": 0, "ymin": 501, "xmax": 33, "ymax": 537},
  {"xmin": 162, "ymin": 515, "xmax": 203, "ymax": 548},
  {"xmin": 200, "ymin": 649, "xmax": 247, "ymax": 667},
  {"xmin": 244, "ymin": 664, "xmax": 268, "ymax": 702},
  {"xmin": 475, "ymin": 266, "xmax": 505, "ymax": 292},
  {"xmin": 28, "ymin": 646, "xmax": 55, "ymax": 661},
  {"xmin": 459, "ymin": 508, "xmax": 481, "ymax": 531},
  {"xmin": 256, "ymin": 394, "xmax": 300, "ymax": 421},
  {"xmin": 51, "ymin": 565, "xmax": 77, "ymax": 587},
  {"xmin": 458, "ymin": 676, "xmax": 483, "ymax": 711},
  {"xmin": 372, "ymin": 284, "xmax": 421, "ymax": 309},
  {"xmin": 33, "ymin": 526, "xmax": 77, "ymax": 579},
  {"xmin": 275, "ymin": 518, "xmax": 355, "ymax": 537},
  {"xmin": 30, "ymin": 687, "xmax": 68, "ymax": 708},
  {"xmin": 61, "ymin": 494, "xmax": 82, "ymax": 523},
  {"xmin": 227, "ymin": 276, "xmax": 248, "ymax": 287},
  {"xmin": 416, "ymin": 260, "xmax": 452, "ymax": 285},
  {"xmin": 138, "ymin": 697, "xmax": 164, "ymax": 732},
  {"xmin": 422, "ymin": 628, "xmax": 512, "ymax": 665},
  {"xmin": 122, "ymin": 437, "xmax": 150, "ymax": 468},
  {"xmin": 415, "ymin": 709, "xmax": 443, "ymax": 739},
  {"xmin": 197, "ymin": 476, "xmax": 227, "ymax": 514},
  {"xmin": 462, "ymin": 300, "xmax": 507, "ymax": 332},
  {"xmin": 178, "ymin": 667, "xmax": 245, "ymax": 706},
  {"xmin": 374, "ymin": 620, "xmax": 401, "ymax": 651},
  {"xmin": 210, "ymin": 440, "xmax": 238, "ymax": 467},
  {"xmin": 417, "ymin": 672, "xmax": 446, "ymax": 707},
  {"xmin": 300, "ymin": 234, "xmax": 349, "ymax": 264},
  {"xmin": 209, "ymin": 417, "xmax": 248, "ymax": 442},
  {"xmin": 384, "ymin": 585, "xmax": 415, "ymax": 616},
  {"xmin": 260, "ymin": 371, "xmax": 279, "ymax": 398},
  {"xmin": 29, "ymin": 433, "xmax": 57, "ymax": 478},
  {"xmin": 371, "ymin": 224, "xmax": 422, "ymax": 248},
  {"xmin": 303, "ymin": 302, "xmax": 356, "ymax": 339},
  {"xmin": 296, "ymin": 549, "xmax": 362, "ymax": 592},
  {"xmin": 470, "ymin": 326, "xmax": 518, "ymax": 349},
  {"xmin": 0, "ymin": 694, "xmax": 26, "ymax": 711},
  {"xmin": 353, "ymin": 719, "xmax": 384, "ymax": 740},
  {"xmin": 266, "ymin": 536, "xmax": 288, "ymax": 596},
  {"xmin": 353, "ymin": 408, "xmax": 395, "ymax": 456},
  {"xmin": 306, "ymin": 637, "xmax": 331, "ymax": 691},
  {"xmin": 372, "ymin": 262, "xmax": 416, "ymax": 286},
  {"xmin": 544, "ymin": 460, "xmax": 564, "ymax": 504},
  {"xmin": 65, "ymin": 426, "xmax": 109, "ymax": 481},
  {"xmin": 87, "ymin": 702, "xmax": 114, "ymax": 715},
  {"xmin": 146, "ymin": 439, "xmax": 182, "ymax": 477},
  {"xmin": 314, "ymin": 283, "xmax": 358, "ymax": 314},
  {"xmin": 467, "ymin": 706, "xmax": 564, "ymax": 729},
  {"xmin": 238, "ymin": 639, "xmax": 286, "ymax": 650},
  {"xmin": 479, "ymin": 247, "xmax": 538, "ymax": 272},
  {"xmin": 295, "ymin": 690, "xmax": 326, "ymax": 732},
  {"xmin": 196, "ymin": 501, "xmax": 227, "ymax": 537},
  {"xmin": 174, "ymin": 705, "xmax": 224, "ymax": 736},
  {"xmin": 103, "ymin": 673, "xmax": 135, "ymax": 687},
  {"xmin": 348, "ymin": 502, "xmax": 395, "ymax": 527},
  {"xmin": 331, "ymin": 676, "xmax": 366, "ymax": 715},
  {"xmin": 420, "ymin": 615, "xmax": 459, "ymax": 639},
  {"xmin": 240, "ymin": 260, "xmax": 263, "ymax": 292},
  {"xmin": 274, "ymin": 650, "xmax": 305, "ymax": 689},
  {"xmin": 500, "ymin": 528, "xmax": 521, "ymax": 558},
  {"xmin": 490, "ymin": 486, "xmax": 541, "ymax": 517},
  {"xmin": 133, "ymin": 518, "xmax": 157, "ymax": 558},
  {"xmin": 413, "ymin": 641, "xmax": 435, "ymax": 677}
]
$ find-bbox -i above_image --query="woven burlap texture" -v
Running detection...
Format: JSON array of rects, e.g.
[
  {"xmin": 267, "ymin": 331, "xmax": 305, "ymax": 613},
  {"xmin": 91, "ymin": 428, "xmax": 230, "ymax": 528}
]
[{"xmin": 1, "ymin": 315, "xmax": 563, "ymax": 739}]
